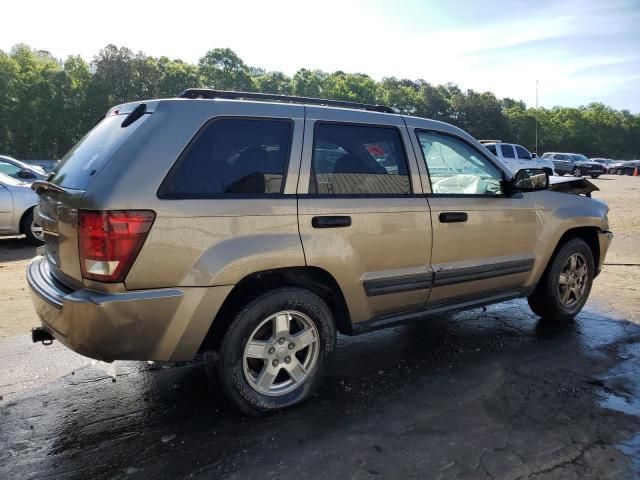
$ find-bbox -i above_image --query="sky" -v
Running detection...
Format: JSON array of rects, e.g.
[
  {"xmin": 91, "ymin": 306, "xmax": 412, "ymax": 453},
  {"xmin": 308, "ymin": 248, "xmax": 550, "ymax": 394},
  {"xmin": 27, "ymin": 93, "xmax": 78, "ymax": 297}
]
[{"xmin": 2, "ymin": 0, "xmax": 639, "ymax": 112}]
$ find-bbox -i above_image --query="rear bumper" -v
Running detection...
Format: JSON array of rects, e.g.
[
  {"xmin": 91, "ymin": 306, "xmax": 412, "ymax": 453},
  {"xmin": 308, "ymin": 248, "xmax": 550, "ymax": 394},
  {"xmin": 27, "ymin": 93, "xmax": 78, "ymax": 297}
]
[{"xmin": 27, "ymin": 255, "xmax": 232, "ymax": 362}]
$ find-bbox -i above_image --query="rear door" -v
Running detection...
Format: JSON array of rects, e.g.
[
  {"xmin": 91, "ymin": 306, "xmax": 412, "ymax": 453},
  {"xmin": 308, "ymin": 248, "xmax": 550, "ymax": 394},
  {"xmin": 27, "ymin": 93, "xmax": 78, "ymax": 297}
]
[
  {"xmin": 297, "ymin": 108, "xmax": 431, "ymax": 324},
  {"xmin": 498, "ymin": 144, "xmax": 518, "ymax": 172}
]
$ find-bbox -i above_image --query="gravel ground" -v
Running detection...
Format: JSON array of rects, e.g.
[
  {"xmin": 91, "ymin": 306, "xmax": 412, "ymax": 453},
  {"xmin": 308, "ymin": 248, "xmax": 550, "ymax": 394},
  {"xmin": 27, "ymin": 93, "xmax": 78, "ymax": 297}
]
[{"xmin": 0, "ymin": 174, "xmax": 639, "ymax": 479}]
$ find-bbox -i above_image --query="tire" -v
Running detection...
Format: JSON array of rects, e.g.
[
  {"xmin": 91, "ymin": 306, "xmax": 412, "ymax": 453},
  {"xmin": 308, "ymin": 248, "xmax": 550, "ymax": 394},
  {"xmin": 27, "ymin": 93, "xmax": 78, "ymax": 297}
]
[
  {"xmin": 608, "ymin": 168, "xmax": 615, "ymax": 174},
  {"xmin": 590, "ymin": 174, "xmax": 600, "ymax": 179},
  {"xmin": 617, "ymin": 169, "xmax": 623, "ymax": 175},
  {"xmin": 528, "ymin": 238, "xmax": 594, "ymax": 322},
  {"xmin": 215, "ymin": 288, "xmax": 336, "ymax": 415},
  {"xmin": 21, "ymin": 208, "xmax": 44, "ymax": 246},
  {"xmin": 557, "ymin": 171, "xmax": 565, "ymax": 176},
  {"xmin": 572, "ymin": 167, "xmax": 582, "ymax": 177}
]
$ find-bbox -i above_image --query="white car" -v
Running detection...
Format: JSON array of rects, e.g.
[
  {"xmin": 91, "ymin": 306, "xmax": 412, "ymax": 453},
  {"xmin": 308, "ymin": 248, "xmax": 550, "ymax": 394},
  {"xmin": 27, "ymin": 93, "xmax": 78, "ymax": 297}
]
[
  {"xmin": 480, "ymin": 141, "xmax": 555, "ymax": 176},
  {"xmin": 0, "ymin": 172, "xmax": 43, "ymax": 244}
]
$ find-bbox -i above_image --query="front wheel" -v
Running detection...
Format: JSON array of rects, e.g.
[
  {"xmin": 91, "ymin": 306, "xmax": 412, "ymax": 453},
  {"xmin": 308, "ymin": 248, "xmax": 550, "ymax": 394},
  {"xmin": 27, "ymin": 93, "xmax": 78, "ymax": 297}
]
[
  {"xmin": 528, "ymin": 238, "xmax": 594, "ymax": 322},
  {"xmin": 557, "ymin": 171, "xmax": 566, "ymax": 176},
  {"xmin": 572, "ymin": 167, "xmax": 582, "ymax": 177},
  {"xmin": 590, "ymin": 174, "xmax": 600, "ymax": 179},
  {"xmin": 215, "ymin": 288, "xmax": 336, "ymax": 415}
]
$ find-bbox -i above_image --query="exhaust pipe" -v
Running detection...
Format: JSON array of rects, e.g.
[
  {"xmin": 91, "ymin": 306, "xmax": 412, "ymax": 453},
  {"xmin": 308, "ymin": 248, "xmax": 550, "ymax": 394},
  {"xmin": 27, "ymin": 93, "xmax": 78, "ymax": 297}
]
[{"xmin": 32, "ymin": 327, "xmax": 54, "ymax": 345}]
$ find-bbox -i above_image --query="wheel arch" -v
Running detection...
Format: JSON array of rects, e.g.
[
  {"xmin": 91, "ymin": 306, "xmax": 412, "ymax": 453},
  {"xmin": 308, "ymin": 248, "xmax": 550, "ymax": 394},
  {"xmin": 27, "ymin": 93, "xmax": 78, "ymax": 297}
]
[
  {"xmin": 546, "ymin": 226, "xmax": 601, "ymax": 275},
  {"xmin": 199, "ymin": 266, "xmax": 353, "ymax": 353},
  {"xmin": 18, "ymin": 205, "xmax": 36, "ymax": 234}
]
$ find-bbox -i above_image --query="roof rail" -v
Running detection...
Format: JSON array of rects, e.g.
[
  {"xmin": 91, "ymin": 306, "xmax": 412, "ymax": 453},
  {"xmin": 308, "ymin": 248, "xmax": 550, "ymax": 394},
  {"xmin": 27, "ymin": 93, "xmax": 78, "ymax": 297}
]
[
  {"xmin": 478, "ymin": 139, "xmax": 502, "ymax": 144},
  {"xmin": 178, "ymin": 89, "xmax": 397, "ymax": 114}
]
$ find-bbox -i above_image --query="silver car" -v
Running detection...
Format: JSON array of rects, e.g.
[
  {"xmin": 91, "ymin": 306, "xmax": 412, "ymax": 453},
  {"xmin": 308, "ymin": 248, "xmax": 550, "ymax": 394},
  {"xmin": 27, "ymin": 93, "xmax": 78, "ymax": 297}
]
[
  {"xmin": 0, "ymin": 172, "xmax": 44, "ymax": 244},
  {"xmin": 0, "ymin": 155, "xmax": 46, "ymax": 181}
]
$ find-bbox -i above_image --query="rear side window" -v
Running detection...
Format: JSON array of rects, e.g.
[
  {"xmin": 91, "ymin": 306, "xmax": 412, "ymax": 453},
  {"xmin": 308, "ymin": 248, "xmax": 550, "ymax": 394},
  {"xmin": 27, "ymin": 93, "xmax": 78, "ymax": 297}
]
[
  {"xmin": 160, "ymin": 118, "xmax": 292, "ymax": 197},
  {"xmin": 309, "ymin": 123, "xmax": 410, "ymax": 195},
  {"xmin": 50, "ymin": 113, "xmax": 150, "ymax": 190},
  {"xmin": 499, "ymin": 144, "xmax": 515, "ymax": 158},
  {"xmin": 515, "ymin": 145, "xmax": 531, "ymax": 159},
  {"xmin": 485, "ymin": 145, "xmax": 497, "ymax": 155}
]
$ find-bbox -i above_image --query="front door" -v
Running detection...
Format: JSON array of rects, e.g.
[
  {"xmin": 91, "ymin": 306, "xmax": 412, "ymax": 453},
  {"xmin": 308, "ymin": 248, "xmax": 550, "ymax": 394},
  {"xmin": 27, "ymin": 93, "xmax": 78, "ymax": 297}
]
[
  {"xmin": 297, "ymin": 108, "xmax": 432, "ymax": 324},
  {"xmin": 410, "ymin": 129, "xmax": 541, "ymax": 306},
  {"xmin": 0, "ymin": 184, "xmax": 13, "ymax": 232}
]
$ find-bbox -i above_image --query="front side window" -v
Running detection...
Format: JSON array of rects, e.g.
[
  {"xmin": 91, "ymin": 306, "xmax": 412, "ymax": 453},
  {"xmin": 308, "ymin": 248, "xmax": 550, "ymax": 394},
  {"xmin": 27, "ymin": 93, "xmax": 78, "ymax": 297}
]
[
  {"xmin": 515, "ymin": 145, "xmax": 531, "ymax": 160},
  {"xmin": 309, "ymin": 123, "xmax": 410, "ymax": 195},
  {"xmin": 499, "ymin": 144, "xmax": 516, "ymax": 158},
  {"xmin": 0, "ymin": 161, "xmax": 21, "ymax": 178},
  {"xmin": 416, "ymin": 131, "xmax": 503, "ymax": 195},
  {"xmin": 160, "ymin": 118, "xmax": 292, "ymax": 197}
]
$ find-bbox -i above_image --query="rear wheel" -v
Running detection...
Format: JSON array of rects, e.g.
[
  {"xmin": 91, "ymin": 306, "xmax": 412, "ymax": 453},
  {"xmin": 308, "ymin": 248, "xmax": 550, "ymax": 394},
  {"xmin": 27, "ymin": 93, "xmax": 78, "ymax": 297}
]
[
  {"xmin": 608, "ymin": 168, "xmax": 616, "ymax": 174},
  {"xmin": 590, "ymin": 174, "xmax": 600, "ymax": 179},
  {"xmin": 214, "ymin": 288, "xmax": 336, "ymax": 415},
  {"xmin": 557, "ymin": 171, "xmax": 566, "ymax": 176},
  {"xmin": 528, "ymin": 238, "xmax": 594, "ymax": 322},
  {"xmin": 617, "ymin": 169, "xmax": 623, "ymax": 175},
  {"xmin": 21, "ymin": 209, "xmax": 44, "ymax": 246},
  {"xmin": 572, "ymin": 167, "xmax": 582, "ymax": 177}
]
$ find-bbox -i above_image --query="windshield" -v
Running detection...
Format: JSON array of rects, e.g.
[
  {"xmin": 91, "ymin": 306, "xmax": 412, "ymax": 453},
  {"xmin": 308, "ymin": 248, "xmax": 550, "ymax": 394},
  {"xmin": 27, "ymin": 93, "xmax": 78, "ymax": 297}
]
[
  {"xmin": 570, "ymin": 154, "xmax": 590, "ymax": 162},
  {"xmin": 50, "ymin": 112, "xmax": 149, "ymax": 190}
]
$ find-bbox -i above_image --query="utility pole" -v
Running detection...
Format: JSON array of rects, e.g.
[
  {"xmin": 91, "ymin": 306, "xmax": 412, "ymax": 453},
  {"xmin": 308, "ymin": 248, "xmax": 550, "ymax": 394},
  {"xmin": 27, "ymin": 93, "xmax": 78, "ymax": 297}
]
[{"xmin": 535, "ymin": 80, "xmax": 539, "ymax": 154}]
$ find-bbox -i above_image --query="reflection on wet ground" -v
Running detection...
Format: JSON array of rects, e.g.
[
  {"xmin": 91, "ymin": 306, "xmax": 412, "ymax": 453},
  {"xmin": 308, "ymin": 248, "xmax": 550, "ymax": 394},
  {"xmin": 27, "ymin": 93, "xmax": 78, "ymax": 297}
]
[{"xmin": 1, "ymin": 299, "xmax": 639, "ymax": 479}]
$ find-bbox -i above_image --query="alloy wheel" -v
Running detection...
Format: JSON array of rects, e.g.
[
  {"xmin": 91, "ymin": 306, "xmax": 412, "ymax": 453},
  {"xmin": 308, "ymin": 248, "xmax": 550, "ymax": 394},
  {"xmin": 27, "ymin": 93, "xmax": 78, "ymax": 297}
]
[
  {"xmin": 243, "ymin": 310, "xmax": 320, "ymax": 396},
  {"xmin": 558, "ymin": 253, "xmax": 588, "ymax": 308}
]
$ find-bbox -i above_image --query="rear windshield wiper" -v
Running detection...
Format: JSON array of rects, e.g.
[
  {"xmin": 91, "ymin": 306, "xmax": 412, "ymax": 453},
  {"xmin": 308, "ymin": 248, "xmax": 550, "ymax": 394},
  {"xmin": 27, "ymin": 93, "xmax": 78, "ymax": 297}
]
[
  {"xmin": 31, "ymin": 180, "xmax": 71, "ymax": 195},
  {"xmin": 121, "ymin": 103, "xmax": 147, "ymax": 128}
]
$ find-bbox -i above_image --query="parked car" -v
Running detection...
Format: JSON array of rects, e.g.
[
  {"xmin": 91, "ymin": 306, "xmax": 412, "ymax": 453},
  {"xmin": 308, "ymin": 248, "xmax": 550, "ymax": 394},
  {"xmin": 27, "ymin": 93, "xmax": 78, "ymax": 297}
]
[
  {"xmin": 541, "ymin": 153, "xmax": 605, "ymax": 178},
  {"xmin": 0, "ymin": 172, "xmax": 44, "ymax": 244},
  {"xmin": 614, "ymin": 160, "xmax": 640, "ymax": 175},
  {"xmin": 480, "ymin": 141, "xmax": 555, "ymax": 176},
  {"xmin": 605, "ymin": 160, "xmax": 629, "ymax": 174},
  {"xmin": 28, "ymin": 90, "xmax": 612, "ymax": 414},
  {"xmin": 0, "ymin": 155, "xmax": 46, "ymax": 181}
]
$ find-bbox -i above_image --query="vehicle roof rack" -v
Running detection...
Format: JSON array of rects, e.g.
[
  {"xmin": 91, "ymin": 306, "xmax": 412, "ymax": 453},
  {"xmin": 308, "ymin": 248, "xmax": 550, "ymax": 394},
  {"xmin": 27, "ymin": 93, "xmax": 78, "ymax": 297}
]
[
  {"xmin": 478, "ymin": 139, "xmax": 502, "ymax": 144},
  {"xmin": 178, "ymin": 89, "xmax": 397, "ymax": 114}
]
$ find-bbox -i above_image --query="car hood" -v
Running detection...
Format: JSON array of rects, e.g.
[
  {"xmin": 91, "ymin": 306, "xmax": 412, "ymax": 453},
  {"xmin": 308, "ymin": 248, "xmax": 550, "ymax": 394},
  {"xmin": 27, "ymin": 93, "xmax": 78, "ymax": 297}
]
[{"xmin": 548, "ymin": 176, "xmax": 599, "ymax": 196}]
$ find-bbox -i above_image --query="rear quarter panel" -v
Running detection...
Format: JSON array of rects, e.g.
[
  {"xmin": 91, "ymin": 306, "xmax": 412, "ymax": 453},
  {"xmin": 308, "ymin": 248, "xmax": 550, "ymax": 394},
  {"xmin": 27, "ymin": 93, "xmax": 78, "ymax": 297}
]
[{"xmin": 82, "ymin": 99, "xmax": 307, "ymax": 290}]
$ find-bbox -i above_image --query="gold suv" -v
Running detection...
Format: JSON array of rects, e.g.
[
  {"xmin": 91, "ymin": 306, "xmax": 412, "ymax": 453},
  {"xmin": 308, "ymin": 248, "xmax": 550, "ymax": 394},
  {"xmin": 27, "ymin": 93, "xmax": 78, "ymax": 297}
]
[{"xmin": 28, "ymin": 90, "xmax": 612, "ymax": 414}]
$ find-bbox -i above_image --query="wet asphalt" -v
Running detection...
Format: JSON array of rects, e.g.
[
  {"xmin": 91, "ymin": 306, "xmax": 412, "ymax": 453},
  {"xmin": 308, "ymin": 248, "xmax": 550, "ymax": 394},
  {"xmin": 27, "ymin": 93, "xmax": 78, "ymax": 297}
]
[{"xmin": 1, "ymin": 300, "xmax": 639, "ymax": 480}]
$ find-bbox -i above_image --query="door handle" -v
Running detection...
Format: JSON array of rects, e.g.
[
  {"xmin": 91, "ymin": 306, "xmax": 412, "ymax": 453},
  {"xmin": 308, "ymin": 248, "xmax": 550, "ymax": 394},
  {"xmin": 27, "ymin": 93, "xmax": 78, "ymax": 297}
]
[
  {"xmin": 312, "ymin": 216, "xmax": 352, "ymax": 228},
  {"xmin": 439, "ymin": 212, "xmax": 468, "ymax": 223}
]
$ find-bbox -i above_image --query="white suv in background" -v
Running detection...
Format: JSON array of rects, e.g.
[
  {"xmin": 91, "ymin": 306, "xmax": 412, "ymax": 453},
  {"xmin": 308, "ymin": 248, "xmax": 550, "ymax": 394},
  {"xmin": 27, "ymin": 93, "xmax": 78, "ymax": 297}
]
[{"xmin": 481, "ymin": 141, "xmax": 555, "ymax": 176}]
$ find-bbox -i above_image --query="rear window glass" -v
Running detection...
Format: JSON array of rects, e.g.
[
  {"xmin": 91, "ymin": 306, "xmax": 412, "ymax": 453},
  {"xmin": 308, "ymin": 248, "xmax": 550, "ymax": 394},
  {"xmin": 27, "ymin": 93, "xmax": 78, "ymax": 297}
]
[
  {"xmin": 309, "ymin": 123, "xmax": 410, "ymax": 195},
  {"xmin": 50, "ymin": 113, "xmax": 149, "ymax": 190},
  {"xmin": 485, "ymin": 145, "xmax": 497, "ymax": 155},
  {"xmin": 159, "ymin": 118, "xmax": 292, "ymax": 197}
]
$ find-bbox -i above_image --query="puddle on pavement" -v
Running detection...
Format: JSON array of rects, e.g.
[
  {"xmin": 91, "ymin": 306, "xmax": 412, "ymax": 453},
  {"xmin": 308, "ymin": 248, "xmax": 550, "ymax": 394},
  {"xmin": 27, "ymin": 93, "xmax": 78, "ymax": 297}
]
[{"xmin": 596, "ymin": 340, "xmax": 640, "ymax": 473}]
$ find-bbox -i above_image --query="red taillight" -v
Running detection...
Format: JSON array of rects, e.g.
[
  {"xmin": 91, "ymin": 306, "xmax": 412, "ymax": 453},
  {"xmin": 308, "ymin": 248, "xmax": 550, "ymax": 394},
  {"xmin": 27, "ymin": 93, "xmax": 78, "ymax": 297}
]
[{"xmin": 78, "ymin": 210, "xmax": 155, "ymax": 283}]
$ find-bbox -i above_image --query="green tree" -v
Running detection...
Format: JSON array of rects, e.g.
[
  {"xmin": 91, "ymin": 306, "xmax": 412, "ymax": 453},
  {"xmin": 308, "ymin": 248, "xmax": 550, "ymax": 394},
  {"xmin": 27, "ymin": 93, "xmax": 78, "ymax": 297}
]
[{"xmin": 198, "ymin": 48, "xmax": 254, "ymax": 91}]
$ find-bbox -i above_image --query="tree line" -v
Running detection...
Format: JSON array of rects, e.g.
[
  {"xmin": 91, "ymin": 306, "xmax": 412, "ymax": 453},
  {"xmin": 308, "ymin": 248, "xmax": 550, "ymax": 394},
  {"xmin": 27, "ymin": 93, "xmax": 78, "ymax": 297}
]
[{"xmin": 1, "ymin": 44, "xmax": 638, "ymax": 160}]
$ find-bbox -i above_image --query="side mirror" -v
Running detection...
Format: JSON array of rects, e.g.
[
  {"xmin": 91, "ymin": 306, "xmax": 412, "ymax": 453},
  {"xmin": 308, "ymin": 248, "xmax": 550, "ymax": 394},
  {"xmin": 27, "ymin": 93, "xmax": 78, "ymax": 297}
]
[
  {"xmin": 531, "ymin": 153, "xmax": 538, "ymax": 158},
  {"xmin": 508, "ymin": 168, "xmax": 549, "ymax": 193},
  {"xmin": 17, "ymin": 169, "xmax": 37, "ymax": 180}
]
